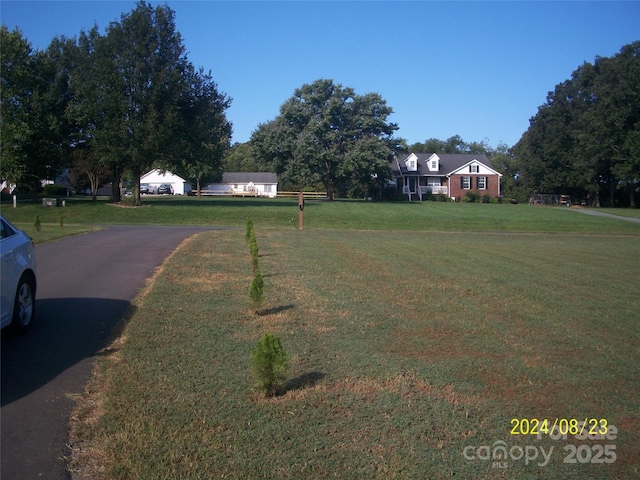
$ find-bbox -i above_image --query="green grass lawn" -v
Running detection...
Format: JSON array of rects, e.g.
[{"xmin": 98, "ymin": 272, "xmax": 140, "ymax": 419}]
[
  {"xmin": 3, "ymin": 196, "xmax": 640, "ymax": 235},
  {"xmin": 70, "ymin": 220, "xmax": 640, "ymax": 478}
]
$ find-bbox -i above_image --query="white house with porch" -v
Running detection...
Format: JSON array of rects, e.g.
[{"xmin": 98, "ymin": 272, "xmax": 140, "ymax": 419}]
[{"xmin": 203, "ymin": 172, "xmax": 278, "ymax": 198}]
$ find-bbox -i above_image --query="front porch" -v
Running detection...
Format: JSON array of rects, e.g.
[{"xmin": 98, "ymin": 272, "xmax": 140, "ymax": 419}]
[{"xmin": 401, "ymin": 177, "xmax": 448, "ymax": 201}]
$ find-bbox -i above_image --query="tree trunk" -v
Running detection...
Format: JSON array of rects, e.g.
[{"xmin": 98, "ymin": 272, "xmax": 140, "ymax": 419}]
[
  {"xmin": 609, "ymin": 181, "xmax": 615, "ymax": 207},
  {"xmin": 89, "ymin": 173, "xmax": 98, "ymax": 200},
  {"xmin": 31, "ymin": 179, "xmax": 39, "ymax": 203},
  {"xmin": 111, "ymin": 170, "xmax": 121, "ymax": 203},
  {"xmin": 325, "ymin": 179, "xmax": 334, "ymax": 201},
  {"xmin": 133, "ymin": 163, "xmax": 142, "ymax": 206},
  {"xmin": 631, "ymin": 185, "xmax": 636, "ymax": 208}
]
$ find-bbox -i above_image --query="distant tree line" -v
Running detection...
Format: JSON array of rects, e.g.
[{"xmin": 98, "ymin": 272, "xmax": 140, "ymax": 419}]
[
  {"xmin": 236, "ymin": 43, "xmax": 639, "ymax": 206},
  {"xmin": 2, "ymin": 3, "xmax": 637, "ymax": 207},
  {"xmin": 1, "ymin": 1, "xmax": 231, "ymax": 205}
]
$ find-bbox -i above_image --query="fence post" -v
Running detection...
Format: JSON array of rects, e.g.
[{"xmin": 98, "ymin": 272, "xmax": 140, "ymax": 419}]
[{"xmin": 298, "ymin": 192, "xmax": 304, "ymax": 230}]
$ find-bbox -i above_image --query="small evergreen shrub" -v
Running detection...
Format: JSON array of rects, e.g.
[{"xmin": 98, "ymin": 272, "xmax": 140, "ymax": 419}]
[
  {"xmin": 34, "ymin": 214, "xmax": 41, "ymax": 232},
  {"xmin": 251, "ymin": 333, "xmax": 289, "ymax": 397},
  {"xmin": 246, "ymin": 218, "xmax": 259, "ymax": 272},
  {"xmin": 249, "ymin": 237, "xmax": 259, "ymax": 273},
  {"xmin": 245, "ymin": 218, "xmax": 254, "ymax": 244},
  {"xmin": 248, "ymin": 270, "xmax": 264, "ymax": 310}
]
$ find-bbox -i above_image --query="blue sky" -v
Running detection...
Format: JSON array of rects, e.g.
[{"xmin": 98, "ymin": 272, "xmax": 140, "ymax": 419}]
[{"xmin": 2, "ymin": 1, "xmax": 639, "ymax": 148}]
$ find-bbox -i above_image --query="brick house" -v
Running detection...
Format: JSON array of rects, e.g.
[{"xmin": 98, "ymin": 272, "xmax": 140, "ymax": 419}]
[{"xmin": 390, "ymin": 153, "xmax": 502, "ymax": 201}]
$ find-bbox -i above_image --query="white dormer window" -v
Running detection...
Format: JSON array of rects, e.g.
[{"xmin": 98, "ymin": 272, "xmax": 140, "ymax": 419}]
[
  {"xmin": 427, "ymin": 153, "xmax": 440, "ymax": 172},
  {"xmin": 470, "ymin": 164, "xmax": 480, "ymax": 173},
  {"xmin": 405, "ymin": 153, "xmax": 419, "ymax": 172}
]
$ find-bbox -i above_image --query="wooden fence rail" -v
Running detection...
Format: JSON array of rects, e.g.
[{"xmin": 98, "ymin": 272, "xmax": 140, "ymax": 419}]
[
  {"xmin": 276, "ymin": 191, "xmax": 327, "ymax": 199},
  {"xmin": 194, "ymin": 190, "xmax": 327, "ymax": 199}
]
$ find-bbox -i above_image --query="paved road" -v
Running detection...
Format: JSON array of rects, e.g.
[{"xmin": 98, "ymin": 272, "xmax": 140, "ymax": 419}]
[{"xmin": 1, "ymin": 226, "xmax": 223, "ymax": 479}]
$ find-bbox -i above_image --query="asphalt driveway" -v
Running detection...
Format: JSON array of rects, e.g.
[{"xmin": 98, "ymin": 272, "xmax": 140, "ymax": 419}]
[{"xmin": 1, "ymin": 225, "xmax": 224, "ymax": 479}]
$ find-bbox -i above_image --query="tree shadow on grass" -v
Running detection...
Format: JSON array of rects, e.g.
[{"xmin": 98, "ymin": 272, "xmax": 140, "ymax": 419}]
[
  {"xmin": 256, "ymin": 304, "xmax": 295, "ymax": 316},
  {"xmin": 284, "ymin": 371, "xmax": 325, "ymax": 393},
  {"xmin": 260, "ymin": 273, "xmax": 282, "ymax": 279}
]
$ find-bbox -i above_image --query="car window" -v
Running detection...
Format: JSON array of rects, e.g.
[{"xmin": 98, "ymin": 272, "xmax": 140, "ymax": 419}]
[{"xmin": 0, "ymin": 219, "xmax": 16, "ymax": 240}]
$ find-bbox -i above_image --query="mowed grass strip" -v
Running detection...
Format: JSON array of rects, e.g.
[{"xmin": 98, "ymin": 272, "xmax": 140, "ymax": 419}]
[
  {"xmin": 3, "ymin": 196, "xmax": 640, "ymax": 234},
  {"xmin": 72, "ymin": 228, "xmax": 640, "ymax": 479}
]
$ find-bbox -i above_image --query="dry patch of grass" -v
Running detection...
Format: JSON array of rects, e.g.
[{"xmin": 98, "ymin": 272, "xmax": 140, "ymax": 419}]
[
  {"xmin": 169, "ymin": 272, "xmax": 232, "ymax": 292},
  {"xmin": 68, "ymin": 333, "xmax": 128, "ymax": 480}
]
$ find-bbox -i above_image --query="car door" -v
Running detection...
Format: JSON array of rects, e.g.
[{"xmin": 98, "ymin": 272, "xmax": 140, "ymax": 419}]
[{"xmin": 0, "ymin": 218, "xmax": 19, "ymax": 327}]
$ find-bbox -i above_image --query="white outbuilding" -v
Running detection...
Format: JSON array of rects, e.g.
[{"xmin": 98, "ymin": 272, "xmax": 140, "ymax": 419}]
[
  {"xmin": 140, "ymin": 169, "xmax": 192, "ymax": 196},
  {"xmin": 203, "ymin": 172, "xmax": 278, "ymax": 198}
]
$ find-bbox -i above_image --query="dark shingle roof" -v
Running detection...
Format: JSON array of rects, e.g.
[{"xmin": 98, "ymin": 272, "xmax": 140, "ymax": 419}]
[
  {"xmin": 221, "ymin": 172, "xmax": 278, "ymax": 184},
  {"xmin": 391, "ymin": 153, "xmax": 494, "ymax": 176}
]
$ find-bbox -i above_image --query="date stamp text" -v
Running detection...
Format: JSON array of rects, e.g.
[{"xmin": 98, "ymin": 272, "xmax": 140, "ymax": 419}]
[
  {"xmin": 463, "ymin": 420, "xmax": 618, "ymax": 469},
  {"xmin": 510, "ymin": 418, "xmax": 609, "ymax": 436}
]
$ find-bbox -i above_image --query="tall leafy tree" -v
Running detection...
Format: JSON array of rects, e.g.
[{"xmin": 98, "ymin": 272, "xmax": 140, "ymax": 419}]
[
  {"xmin": 166, "ymin": 66, "xmax": 232, "ymax": 195},
  {"xmin": 585, "ymin": 44, "xmax": 640, "ymax": 207},
  {"xmin": 0, "ymin": 26, "xmax": 33, "ymax": 189},
  {"xmin": 107, "ymin": 2, "xmax": 191, "ymax": 205},
  {"xmin": 487, "ymin": 142, "xmax": 523, "ymax": 201},
  {"xmin": 516, "ymin": 79, "xmax": 580, "ymax": 197},
  {"xmin": 223, "ymin": 142, "xmax": 268, "ymax": 173},
  {"xmin": 516, "ymin": 41, "xmax": 640, "ymax": 207},
  {"xmin": 66, "ymin": 24, "xmax": 125, "ymax": 199},
  {"xmin": 1, "ymin": 27, "xmax": 74, "ymax": 195},
  {"xmin": 68, "ymin": 2, "xmax": 192, "ymax": 204},
  {"xmin": 251, "ymin": 79, "xmax": 403, "ymax": 199}
]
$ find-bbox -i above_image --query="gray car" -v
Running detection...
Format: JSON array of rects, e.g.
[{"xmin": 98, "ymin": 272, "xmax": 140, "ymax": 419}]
[
  {"xmin": 158, "ymin": 183, "xmax": 174, "ymax": 195},
  {"xmin": 1, "ymin": 216, "xmax": 37, "ymax": 333}
]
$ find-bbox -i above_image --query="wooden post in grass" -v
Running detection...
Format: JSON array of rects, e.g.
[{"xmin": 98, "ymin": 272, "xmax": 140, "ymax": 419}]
[{"xmin": 298, "ymin": 192, "xmax": 304, "ymax": 230}]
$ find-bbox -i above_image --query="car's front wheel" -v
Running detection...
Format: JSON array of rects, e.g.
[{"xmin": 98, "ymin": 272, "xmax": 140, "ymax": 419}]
[{"xmin": 12, "ymin": 274, "xmax": 35, "ymax": 334}]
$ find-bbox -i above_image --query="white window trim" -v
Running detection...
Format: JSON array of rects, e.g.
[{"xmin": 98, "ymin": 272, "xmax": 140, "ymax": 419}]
[
  {"xmin": 462, "ymin": 176, "xmax": 471, "ymax": 190},
  {"xmin": 478, "ymin": 176, "xmax": 487, "ymax": 190}
]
